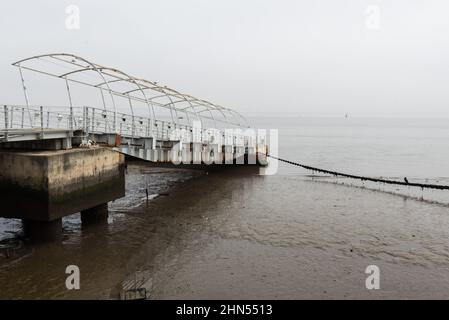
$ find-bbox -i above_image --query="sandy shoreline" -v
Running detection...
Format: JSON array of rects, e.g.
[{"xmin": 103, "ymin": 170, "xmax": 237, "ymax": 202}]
[{"xmin": 2, "ymin": 162, "xmax": 449, "ymax": 299}]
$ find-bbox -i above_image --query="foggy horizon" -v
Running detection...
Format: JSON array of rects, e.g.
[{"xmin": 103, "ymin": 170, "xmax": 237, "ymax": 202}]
[
  {"xmin": 1, "ymin": 0, "xmax": 449, "ymax": 118},
  {"xmin": 3, "ymin": 1, "xmax": 449, "ymax": 305}
]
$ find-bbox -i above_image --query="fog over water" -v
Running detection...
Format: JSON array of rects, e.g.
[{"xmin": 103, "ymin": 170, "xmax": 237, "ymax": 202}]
[
  {"xmin": 1, "ymin": 116, "xmax": 449, "ymax": 299},
  {"xmin": 1, "ymin": 0, "xmax": 449, "ymax": 117},
  {"xmin": 1, "ymin": 0, "xmax": 449, "ymax": 299}
]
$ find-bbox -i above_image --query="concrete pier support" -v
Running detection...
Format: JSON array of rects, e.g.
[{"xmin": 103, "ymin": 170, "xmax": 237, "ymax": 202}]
[
  {"xmin": 0, "ymin": 147, "xmax": 125, "ymax": 241},
  {"xmin": 81, "ymin": 203, "xmax": 109, "ymax": 225},
  {"xmin": 22, "ymin": 219, "xmax": 62, "ymax": 242}
]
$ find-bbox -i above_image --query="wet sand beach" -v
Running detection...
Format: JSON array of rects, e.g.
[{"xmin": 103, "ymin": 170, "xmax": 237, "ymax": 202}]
[{"xmin": 2, "ymin": 160, "xmax": 449, "ymax": 299}]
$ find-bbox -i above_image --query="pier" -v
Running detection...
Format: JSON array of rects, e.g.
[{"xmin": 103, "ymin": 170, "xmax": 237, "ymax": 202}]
[{"xmin": 0, "ymin": 53, "xmax": 269, "ymax": 241}]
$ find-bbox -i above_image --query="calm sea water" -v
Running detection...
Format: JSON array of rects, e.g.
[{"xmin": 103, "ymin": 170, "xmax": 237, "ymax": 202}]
[
  {"xmin": 1, "ymin": 116, "xmax": 449, "ymax": 299},
  {"xmin": 254, "ymin": 116, "xmax": 449, "ymax": 178}
]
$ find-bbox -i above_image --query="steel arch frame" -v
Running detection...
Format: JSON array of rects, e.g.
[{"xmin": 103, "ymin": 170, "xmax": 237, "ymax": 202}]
[{"xmin": 12, "ymin": 53, "xmax": 250, "ymax": 130}]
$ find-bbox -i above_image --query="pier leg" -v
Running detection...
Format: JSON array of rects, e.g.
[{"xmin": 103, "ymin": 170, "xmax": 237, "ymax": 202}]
[
  {"xmin": 0, "ymin": 148, "xmax": 124, "ymax": 241},
  {"xmin": 81, "ymin": 203, "xmax": 109, "ymax": 225},
  {"xmin": 22, "ymin": 219, "xmax": 62, "ymax": 242}
]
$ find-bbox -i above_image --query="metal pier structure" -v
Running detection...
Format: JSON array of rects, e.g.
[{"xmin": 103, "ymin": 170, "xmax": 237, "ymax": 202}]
[
  {"xmin": 0, "ymin": 54, "xmax": 269, "ymax": 241},
  {"xmin": 1, "ymin": 53, "xmax": 268, "ymax": 164}
]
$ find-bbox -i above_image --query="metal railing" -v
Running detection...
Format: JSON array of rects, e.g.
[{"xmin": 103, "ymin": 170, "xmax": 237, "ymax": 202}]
[{"xmin": 0, "ymin": 105, "xmax": 252, "ymax": 146}]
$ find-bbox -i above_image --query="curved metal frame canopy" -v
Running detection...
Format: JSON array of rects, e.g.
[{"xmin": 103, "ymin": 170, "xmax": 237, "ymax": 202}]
[{"xmin": 12, "ymin": 53, "xmax": 250, "ymax": 129}]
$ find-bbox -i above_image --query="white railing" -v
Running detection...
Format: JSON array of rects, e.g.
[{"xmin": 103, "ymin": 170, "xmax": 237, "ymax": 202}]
[{"xmin": 0, "ymin": 105, "xmax": 255, "ymax": 146}]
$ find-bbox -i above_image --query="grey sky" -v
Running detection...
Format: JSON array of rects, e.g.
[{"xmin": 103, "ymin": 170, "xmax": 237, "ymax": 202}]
[{"xmin": 1, "ymin": 0, "xmax": 448, "ymax": 117}]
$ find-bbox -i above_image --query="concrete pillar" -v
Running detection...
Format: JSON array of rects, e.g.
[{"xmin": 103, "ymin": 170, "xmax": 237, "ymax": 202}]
[
  {"xmin": 191, "ymin": 142, "xmax": 202, "ymax": 164},
  {"xmin": 81, "ymin": 203, "xmax": 109, "ymax": 225},
  {"xmin": 246, "ymin": 147, "xmax": 257, "ymax": 165},
  {"xmin": 22, "ymin": 219, "xmax": 62, "ymax": 242},
  {"xmin": 223, "ymin": 145, "xmax": 234, "ymax": 164},
  {"xmin": 0, "ymin": 147, "xmax": 125, "ymax": 242}
]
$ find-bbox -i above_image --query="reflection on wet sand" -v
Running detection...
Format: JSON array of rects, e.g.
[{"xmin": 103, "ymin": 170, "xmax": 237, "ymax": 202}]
[
  {"xmin": 0, "ymin": 164, "xmax": 257, "ymax": 299},
  {"xmin": 2, "ymin": 162, "xmax": 449, "ymax": 299}
]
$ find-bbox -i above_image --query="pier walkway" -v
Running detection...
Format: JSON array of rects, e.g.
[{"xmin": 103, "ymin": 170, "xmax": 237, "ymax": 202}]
[{"xmin": 0, "ymin": 54, "xmax": 269, "ymax": 241}]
